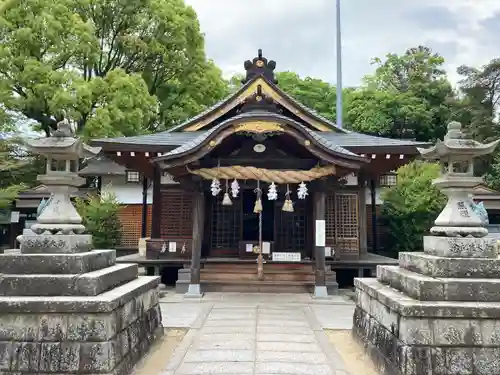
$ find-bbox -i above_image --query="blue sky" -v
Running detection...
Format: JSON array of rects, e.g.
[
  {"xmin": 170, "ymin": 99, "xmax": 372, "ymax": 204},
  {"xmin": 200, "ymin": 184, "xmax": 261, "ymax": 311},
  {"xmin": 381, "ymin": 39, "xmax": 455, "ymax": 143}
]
[{"xmin": 186, "ymin": 0, "xmax": 500, "ymax": 87}]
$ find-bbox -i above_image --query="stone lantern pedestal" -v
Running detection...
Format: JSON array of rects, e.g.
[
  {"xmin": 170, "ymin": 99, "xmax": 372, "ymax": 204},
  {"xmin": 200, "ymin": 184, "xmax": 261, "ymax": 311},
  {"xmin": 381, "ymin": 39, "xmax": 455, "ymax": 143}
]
[
  {"xmin": 353, "ymin": 122, "xmax": 500, "ymax": 375},
  {"xmin": 0, "ymin": 120, "xmax": 162, "ymax": 375}
]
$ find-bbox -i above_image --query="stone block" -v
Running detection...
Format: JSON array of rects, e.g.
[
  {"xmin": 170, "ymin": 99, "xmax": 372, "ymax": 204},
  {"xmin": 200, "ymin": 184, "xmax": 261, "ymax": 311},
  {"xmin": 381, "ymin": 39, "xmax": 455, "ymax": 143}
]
[
  {"xmin": 432, "ymin": 347, "xmax": 473, "ymax": 375},
  {"xmin": 0, "ymin": 275, "xmax": 160, "ymax": 314},
  {"xmin": 20, "ymin": 233, "xmax": 92, "ymax": 254},
  {"xmin": 399, "ymin": 252, "xmax": 500, "ymax": 278},
  {"xmin": 79, "ymin": 341, "xmax": 116, "ymax": 373},
  {"xmin": 0, "ymin": 314, "xmax": 39, "ymax": 341},
  {"xmin": 67, "ymin": 313, "xmax": 118, "ymax": 341},
  {"xmin": 0, "ymin": 263, "xmax": 138, "ymax": 296},
  {"xmin": 399, "ymin": 318, "xmax": 433, "ymax": 345},
  {"xmin": 10, "ymin": 342, "xmax": 41, "ymax": 372},
  {"xmin": 38, "ymin": 314, "xmax": 67, "ymax": 341},
  {"xmin": 424, "ymin": 236, "xmax": 497, "ymax": 258},
  {"xmin": 39, "ymin": 342, "xmax": 61, "ymax": 372},
  {"xmin": 378, "ymin": 265, "xmax": 500, "ymax": 302},
  {"xmin": 473, "ymin": 348, "xmax": 500, "ymax": 375},
  {"xmin": 432, "ymin": 319, "xmax": 480, "ymax": 346},
  {"xmin": 0, "ymin": 249, "xmax": 116, "ymax": 274}
]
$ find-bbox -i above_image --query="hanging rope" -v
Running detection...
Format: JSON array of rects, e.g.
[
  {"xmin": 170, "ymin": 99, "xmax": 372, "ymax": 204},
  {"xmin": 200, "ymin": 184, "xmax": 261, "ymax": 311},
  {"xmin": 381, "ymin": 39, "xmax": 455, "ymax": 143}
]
[{"xmin": 186, "ymin": 165, "xmax": 336, "ymax": 184}]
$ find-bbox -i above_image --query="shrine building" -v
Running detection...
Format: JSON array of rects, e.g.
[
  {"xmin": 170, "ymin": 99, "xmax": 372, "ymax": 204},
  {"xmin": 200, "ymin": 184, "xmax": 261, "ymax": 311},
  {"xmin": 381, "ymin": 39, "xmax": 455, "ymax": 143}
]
[{"xmin": 91, "ymin": 50, "xmax": 426, "ymax": 294}]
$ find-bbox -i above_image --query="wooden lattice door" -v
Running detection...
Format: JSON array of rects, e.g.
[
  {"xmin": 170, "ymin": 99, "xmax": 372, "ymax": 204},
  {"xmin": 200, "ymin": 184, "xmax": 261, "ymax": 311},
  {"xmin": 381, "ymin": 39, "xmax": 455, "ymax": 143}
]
[
  {"xmin": 209, "ymin": 194, "xmax": 242, "ymax": 256},
  {"xmin": 160, "ymin": 190, "xmax": 193, "ymax": 239},
  {"xmin": 326, "ymin": 192, "xmax": 359, "ymax": 256},
  {"xmin": 275, "ymin": 198, "xmax": 308, "ymax": 253}
]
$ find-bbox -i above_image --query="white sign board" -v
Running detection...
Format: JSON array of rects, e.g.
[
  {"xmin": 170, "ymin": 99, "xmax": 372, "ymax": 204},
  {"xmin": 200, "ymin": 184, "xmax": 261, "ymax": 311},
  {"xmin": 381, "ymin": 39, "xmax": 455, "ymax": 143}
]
[
  {"xmin": 325, "ymin": 246, "xmax": 332, "ymax": 257},
  {"xmin": 262, "ymin": 242, "xmax": 271, "ymax": 254},
  {"xmin": 246, "ymin": 243, "xmax": 253, "ymax": 253},
  {"xmin": 168, "ymin": 241, "xmax": 177, "ymax": 253},
  {"xmin": 272, "ymin": 252, "xmax": 301, "ymax": 262},
  {"xmin": 315, "ymin": 220, "xmax": 326, "ymax": 247}
]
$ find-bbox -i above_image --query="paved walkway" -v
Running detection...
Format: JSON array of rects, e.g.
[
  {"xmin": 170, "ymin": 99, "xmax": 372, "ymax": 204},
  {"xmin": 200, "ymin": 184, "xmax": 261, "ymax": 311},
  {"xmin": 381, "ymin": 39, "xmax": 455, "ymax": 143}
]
[{"xmin": 158, "ymin": 292, "xmax": 355, "ymax": 375}]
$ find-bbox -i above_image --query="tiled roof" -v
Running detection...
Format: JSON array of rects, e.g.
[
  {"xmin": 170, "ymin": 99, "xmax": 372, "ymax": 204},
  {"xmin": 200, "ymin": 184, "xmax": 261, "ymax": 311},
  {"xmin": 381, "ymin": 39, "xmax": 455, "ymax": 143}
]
[
  {"xmin": 79, "ymin": 155, "xmax": 126, "ymax": 176},
  {"xmin": 318, "ymin": 132, "xmax": 428, "ymax": 148},
  {"xmin": 94, "ymin": 127, "xmax": 425, "ymax": 150},
  {"xmin": 161, "ymin": 112, "xmax": 359, "ymax": 159}
]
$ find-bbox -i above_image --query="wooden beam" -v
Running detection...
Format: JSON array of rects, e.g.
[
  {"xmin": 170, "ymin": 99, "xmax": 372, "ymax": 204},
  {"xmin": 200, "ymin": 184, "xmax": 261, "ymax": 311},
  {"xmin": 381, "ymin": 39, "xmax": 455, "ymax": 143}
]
[
  {"xmin": 151, "ymin": 166, "xmax": 162, "ymax": 238},
  {"xmin": 189, "ymin": 190, "xmax": 205, "ymax": 287},
  {"xmin": 313, "ymin": 183, "xmax": 327, "ymax": 292},
  {"xmin": 358, "ymin": 173, "xmax": 368, "ymax": 254}
]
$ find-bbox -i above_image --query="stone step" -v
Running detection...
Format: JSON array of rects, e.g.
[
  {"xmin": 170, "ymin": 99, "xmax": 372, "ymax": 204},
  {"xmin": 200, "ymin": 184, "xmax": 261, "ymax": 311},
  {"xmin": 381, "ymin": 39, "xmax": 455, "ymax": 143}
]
[
  {"xmin": 0, "ymin": 263, "xmax": 138, "ymax": 296},
  {"xmin": 399, "ymin": 252, "xmax": 500, "ymax": 278},
  {"xmin": 177, "ymin": 278, "xmax": 338, "ymax": 294},
  {"xmin": 201, "ymin": 271, "xmax": 334, "ymax": 282},
  {"xmin": 377, "ymin": 265, "xmax": 500, "ymax": 302},
  {"xmin": 0, "ymin": 249, "xmax": 116, "ymax": 274}
]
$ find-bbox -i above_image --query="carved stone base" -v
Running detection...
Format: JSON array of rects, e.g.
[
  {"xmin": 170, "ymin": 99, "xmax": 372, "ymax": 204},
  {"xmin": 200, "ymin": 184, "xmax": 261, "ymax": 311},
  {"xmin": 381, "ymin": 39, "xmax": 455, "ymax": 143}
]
[
  {"xmin": 424, "ymin": 236, "xmax": 497, "ymax": 258},
  {"xmin": 20, "ymin": 234, "xmax": 92, "ymax": 254},
  {"xmin": 430, "ymin": 226, "xmax": 488, "ymax": 238}
]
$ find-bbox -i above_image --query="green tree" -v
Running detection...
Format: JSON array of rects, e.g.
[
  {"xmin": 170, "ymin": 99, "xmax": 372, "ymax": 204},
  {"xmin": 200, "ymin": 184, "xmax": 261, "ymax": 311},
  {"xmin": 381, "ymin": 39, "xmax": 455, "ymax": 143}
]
[
  {"xmin": 0, "ymin": 0, "xmax": 228, "ymax": 137},
  {"xmin": 380, "ymin": 161, "xmax": 445, "ymax": 256},
  {"xmin": 347, "ymin": 46, "xmax": 459, "ymax": 141},
  {"xmin": 75, "ymin": 191, "xmax": 122, "ymax": 248},
  {"xmin": 458, "ymin": 59, "xmax": 500, "ymax": 186}
]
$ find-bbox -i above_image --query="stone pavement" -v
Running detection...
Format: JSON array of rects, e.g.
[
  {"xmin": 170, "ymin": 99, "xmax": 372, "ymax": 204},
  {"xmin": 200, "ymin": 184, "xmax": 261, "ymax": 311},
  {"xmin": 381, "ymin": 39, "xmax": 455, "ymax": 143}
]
[{"xmin": 157, "ymin": 292, "xmax": 355, "ymax": 375}]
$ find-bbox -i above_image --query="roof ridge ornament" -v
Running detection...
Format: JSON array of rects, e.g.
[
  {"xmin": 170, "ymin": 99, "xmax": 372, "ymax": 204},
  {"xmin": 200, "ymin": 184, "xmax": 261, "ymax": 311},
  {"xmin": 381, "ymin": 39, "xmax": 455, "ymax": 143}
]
[{"xmin": 242, "ymin": 49, "xmax": 277, "ymax": 84}]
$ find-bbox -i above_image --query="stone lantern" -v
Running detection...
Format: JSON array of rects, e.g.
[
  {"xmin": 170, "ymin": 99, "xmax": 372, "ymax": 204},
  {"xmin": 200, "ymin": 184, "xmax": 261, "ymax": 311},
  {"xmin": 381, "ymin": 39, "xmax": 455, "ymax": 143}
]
[
  {"xmin": 18, "ymin": 117, "xmax": 100, "ymax": 252},
  {"xmin": 0, "ymin": 118, "xmax": 162, "ymax": 375},
  {"xmin": 353, "ymin": 121, "xmax": 500, "ymax": 375},
  {"xmin": 419, "ymin": 121, "xmax": 500, "ymax": 237}
]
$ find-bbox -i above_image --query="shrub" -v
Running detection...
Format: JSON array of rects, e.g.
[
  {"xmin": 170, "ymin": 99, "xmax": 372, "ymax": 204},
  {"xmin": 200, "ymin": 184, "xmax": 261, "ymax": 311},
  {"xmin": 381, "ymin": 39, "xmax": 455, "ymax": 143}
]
[
  {"xmin": 380, "ymin": 161, "xmax": 446, "ymax": 256},
  {"xmin": 75, "ymin": 191, "xmax": 122, "ymax": 249}
]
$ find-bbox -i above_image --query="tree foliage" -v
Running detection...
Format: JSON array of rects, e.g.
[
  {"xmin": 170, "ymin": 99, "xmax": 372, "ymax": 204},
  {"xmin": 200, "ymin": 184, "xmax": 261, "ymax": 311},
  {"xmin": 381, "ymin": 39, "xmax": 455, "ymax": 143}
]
[
  {"xmin": 75, "ymin": 191, "xmax": 122, "ymax": 248},
  {"xmin": 347, "ymin": 46, "xmax": 458, "ymax": 141},
  {"xmin": 380, "ymin": 161, "xmax": 446, "ymax": 256},
  {"xmin": 0, "ymin": 0, "xmax": 228, "ymax": 137},
  {"xmin": 458, "ymin": 59, "xmax": 500, "ymax": 187}
]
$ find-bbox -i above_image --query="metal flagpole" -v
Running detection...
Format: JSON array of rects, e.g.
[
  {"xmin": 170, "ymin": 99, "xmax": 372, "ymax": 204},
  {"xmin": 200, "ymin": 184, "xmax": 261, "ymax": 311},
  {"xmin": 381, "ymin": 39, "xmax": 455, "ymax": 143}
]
[{"xmin": 336, "ymin": 0, "xmax": 343, "ymax": 129}]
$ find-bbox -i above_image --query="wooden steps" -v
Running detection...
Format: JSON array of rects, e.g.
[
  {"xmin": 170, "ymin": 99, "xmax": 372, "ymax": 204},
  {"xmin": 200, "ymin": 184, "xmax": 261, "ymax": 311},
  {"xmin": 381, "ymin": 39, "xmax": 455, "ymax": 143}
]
[{"xmin": 198, "ymin": 262, "xmax": 337, "ymax": 293}]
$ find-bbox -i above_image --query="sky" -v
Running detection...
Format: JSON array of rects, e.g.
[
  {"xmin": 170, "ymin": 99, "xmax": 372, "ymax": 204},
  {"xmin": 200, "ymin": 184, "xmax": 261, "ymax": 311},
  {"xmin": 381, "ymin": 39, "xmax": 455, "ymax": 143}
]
[{"xmin": 185, "ymin": 0, "xmax": 500, "ymax": 87}]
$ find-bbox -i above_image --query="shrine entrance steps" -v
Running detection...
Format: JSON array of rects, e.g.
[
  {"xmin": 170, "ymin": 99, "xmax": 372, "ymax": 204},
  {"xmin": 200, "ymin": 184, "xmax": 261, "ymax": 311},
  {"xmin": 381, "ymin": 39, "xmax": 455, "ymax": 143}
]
[{"xmin": 176, "ymin": 262, "xmax": 338, "ymax": 293}]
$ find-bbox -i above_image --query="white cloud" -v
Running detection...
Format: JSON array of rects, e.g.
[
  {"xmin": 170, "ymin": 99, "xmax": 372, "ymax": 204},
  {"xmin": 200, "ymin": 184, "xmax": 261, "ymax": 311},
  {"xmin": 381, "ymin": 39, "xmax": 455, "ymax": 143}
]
[{"xmin": 186, "ymin": 0, "xmax": 500, "ymax": 87}]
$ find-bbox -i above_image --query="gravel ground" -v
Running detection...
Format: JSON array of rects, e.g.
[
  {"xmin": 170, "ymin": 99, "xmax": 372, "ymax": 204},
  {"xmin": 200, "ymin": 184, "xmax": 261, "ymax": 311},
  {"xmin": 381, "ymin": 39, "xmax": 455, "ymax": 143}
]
[
  {"xmin": 326, "ymin": 330, "xmax": 380, "ymax": 375},
  {"xmin": 132, "ymin": 329, "xmax": 187, "ymax": 375}
]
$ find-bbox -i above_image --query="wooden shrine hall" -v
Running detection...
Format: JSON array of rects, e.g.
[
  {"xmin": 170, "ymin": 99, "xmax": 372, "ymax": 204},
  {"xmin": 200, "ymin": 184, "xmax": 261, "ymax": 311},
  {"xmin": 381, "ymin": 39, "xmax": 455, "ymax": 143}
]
[{"xmin": 92, "ymin": 50, "xmax": 425, "ymax": 295}]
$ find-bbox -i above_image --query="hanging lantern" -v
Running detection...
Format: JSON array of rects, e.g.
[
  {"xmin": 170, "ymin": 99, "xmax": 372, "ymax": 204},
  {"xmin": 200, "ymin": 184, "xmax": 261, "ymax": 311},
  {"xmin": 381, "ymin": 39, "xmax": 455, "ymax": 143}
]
[
  {"xmin": 282, "ymin": 184, "xmax": 294, "ymax": 212},
  {"xmin": 254, "ymin": 181, "xmax": 263, "ymax": 213},
  {"xmin": 230, "ymin": 179, "xmax": 240, "ymax": 198},
  {"xmin": 267, "ymin": 182, "xmax": 278, "ymax": 201},
  {"xmin": 210, "ymin": 178, "xmax": 221, "ymax": 196},
  {"xmin": 222, "ymin": 180, "xmax": 232, "ymax": 206},
  {"xmin": 297, "ymin": 181, "xmax": 308, "ymax": 199}
]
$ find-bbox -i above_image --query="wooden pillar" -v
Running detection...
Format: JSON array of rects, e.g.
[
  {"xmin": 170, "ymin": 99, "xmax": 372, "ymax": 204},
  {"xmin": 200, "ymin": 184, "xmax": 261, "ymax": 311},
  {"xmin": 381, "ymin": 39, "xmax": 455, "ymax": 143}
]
[
  {"xmin": 370, "ymin": 179, "xmax": 378, "ymax": 253},
  {"xmin": 358, "ymin": 174, "xmax": 368, "ymax": 254},
  {"xmin": 313, "ymin": 184, "xmax": 328, "ymax": 298},
  {"xmin": 96, "ymin": 176, "xmax": 102, "ymax": 195},
  {"xmin": 186, "ymin": 190, "xmax": 205, "ymax": 297},
  {"xmin": 141, "ymin": 176, "xmax": 148, "ymax": 238},
  {"xmin": 151, "ymin": 166, "xmax": 162, "ymax": 238}
]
